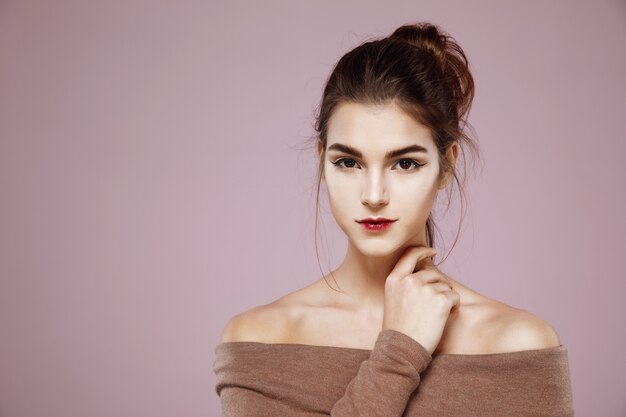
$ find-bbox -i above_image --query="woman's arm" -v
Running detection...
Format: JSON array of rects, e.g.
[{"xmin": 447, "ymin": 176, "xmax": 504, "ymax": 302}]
[{"xmin": 329, "ymin": 328, "xmax": 432, "ymax": 416}]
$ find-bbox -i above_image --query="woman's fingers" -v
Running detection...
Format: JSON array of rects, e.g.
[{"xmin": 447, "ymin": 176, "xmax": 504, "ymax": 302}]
[{"xmin": 389, "ymin": 246, "xmax": 437, "ymax": 279}]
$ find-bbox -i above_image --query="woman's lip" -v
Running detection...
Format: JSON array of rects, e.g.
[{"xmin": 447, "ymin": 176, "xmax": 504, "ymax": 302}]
[
  {"xmin": 357, "ymin": 218, "xmax": 397, "ymax": 223},
  {"xmin": 359, "ymin": 220, "xmax": 395, "ymax": 232}
]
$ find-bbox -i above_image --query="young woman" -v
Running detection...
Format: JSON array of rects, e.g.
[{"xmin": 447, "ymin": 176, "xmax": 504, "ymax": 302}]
[{"xmin": 213, "ymin": 22, "xmax": 574, "ymax": 416}]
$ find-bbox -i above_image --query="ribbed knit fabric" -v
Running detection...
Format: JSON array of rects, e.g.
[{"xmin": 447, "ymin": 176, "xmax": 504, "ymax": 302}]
[{"xmin": 213, "ymin": 329, "xmax": 574, "ymax": 416}]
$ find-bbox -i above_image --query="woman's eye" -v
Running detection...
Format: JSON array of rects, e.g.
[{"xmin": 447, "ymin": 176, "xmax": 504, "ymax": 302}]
[
  {"xmin": 394, "ymin": 159, "xmax": 425, "ymax": 171},
  {"xmin": 331, "ymin": 158, "xmax": 360, "ymax": 169}
]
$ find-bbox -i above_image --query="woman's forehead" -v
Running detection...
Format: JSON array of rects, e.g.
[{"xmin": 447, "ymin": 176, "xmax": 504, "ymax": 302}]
[{"xmin": 327, "ymin": 102, "xmax": 433, "ymax": 150}]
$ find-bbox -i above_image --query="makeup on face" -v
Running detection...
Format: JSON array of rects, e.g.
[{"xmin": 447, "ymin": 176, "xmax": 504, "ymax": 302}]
[
  {"xmin": 359, "ymin": 220, "xmax": 395, "ymax": 232},
  {"xmin": 356, "ymin": 218, "xmax": 398, "ymax": 232},
  {"xmin": 323, "ymin": 102, "xmax": 440, "ymax": 251}
]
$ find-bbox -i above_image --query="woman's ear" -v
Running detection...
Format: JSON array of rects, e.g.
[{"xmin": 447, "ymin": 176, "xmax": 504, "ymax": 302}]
[
  {"xmin": 439, "ymin": 142, "xmax": 458, "ymax": 189},
  {"xmin": 317, "ymin": 140, "xmax": 326, "ymax": 181}
]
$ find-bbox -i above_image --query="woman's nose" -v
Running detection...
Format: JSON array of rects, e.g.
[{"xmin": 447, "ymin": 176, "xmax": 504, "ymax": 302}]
[{"xmin": 360, "ymin": 172, "xmax": 388, "ymax": 207}]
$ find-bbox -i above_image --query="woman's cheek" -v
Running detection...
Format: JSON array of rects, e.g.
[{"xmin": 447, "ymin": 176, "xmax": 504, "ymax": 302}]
[{"xmin": 326, "ymin": 179, "xmax": 355, "ymax": 229}]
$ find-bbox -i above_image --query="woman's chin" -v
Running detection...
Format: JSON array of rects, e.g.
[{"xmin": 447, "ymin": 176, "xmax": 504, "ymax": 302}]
[{"xmin": 351, "ymin": 240, "xmax": 401, "ymax": 259}]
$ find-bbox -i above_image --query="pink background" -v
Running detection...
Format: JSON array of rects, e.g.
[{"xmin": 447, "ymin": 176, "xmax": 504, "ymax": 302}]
[{"xmin": 1, "ymin": 0, "xmax": 625, "ymax": 416}]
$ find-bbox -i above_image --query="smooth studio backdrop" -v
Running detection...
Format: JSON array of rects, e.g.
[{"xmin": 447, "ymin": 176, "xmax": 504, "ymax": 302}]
[{"xmin": 0, "ymin": 1, "xmax": 625, "ymax": 416}]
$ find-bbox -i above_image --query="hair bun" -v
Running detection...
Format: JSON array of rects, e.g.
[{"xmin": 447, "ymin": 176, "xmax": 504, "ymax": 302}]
[
  {"xmin": 389, "ymin": 22, "xmax": 474, "ymax": 124},
  {"xmin": 389, "ymin": 23, "xmax": 450, "ymax": 70}
]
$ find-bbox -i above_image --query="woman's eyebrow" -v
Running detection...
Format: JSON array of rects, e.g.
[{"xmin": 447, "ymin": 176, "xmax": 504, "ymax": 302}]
[{"xmin": 327, "ymin": 143, "xmax": 429, "ymax": 158}]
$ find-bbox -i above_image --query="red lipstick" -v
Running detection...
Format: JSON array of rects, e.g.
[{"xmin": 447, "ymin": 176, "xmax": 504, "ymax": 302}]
[{"xmin": 356, "ymin": 217, "xmax": 397, "ymax": 232}]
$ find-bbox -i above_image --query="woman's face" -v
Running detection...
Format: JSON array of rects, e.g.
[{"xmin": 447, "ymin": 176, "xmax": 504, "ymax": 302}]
[{"xmin": 319, "ymin": 101, "xmax": 454, "ymax": 258}]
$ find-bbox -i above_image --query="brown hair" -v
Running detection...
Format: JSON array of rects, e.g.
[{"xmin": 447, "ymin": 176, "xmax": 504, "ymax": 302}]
[{"xmin": 307, "ymin": 22, "xmax": 482, "ymax": 292}]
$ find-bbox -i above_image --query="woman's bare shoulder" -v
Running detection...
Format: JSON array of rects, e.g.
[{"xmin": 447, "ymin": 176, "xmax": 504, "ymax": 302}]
[
  {"xmin": 440, "ymin": 287, "xmax": 562, "ymax": 354},
  {"xmin": 489, "ymin": 304, "xmax": 562, "ymax": 352},
  {"xmin": 218, "ymin": 294, "xmax": 307, "ymax": 344}
]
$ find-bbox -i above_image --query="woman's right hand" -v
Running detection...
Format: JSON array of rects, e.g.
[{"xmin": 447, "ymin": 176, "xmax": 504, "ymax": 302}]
[{"xmin": 382, "ymin": 245, "xmax": 461, "ymax": 355}]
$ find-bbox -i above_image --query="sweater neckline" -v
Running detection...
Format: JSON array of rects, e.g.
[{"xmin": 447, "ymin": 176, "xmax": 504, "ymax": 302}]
[{"xmin": 216, "ymin": 340, "xmax": 566, "ymax": 360}]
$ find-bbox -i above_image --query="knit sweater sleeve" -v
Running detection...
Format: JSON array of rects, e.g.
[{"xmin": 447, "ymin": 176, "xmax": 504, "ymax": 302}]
[{"xmin": 329, "ymin": 329, "xmax": 432, "ymax": 416}]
